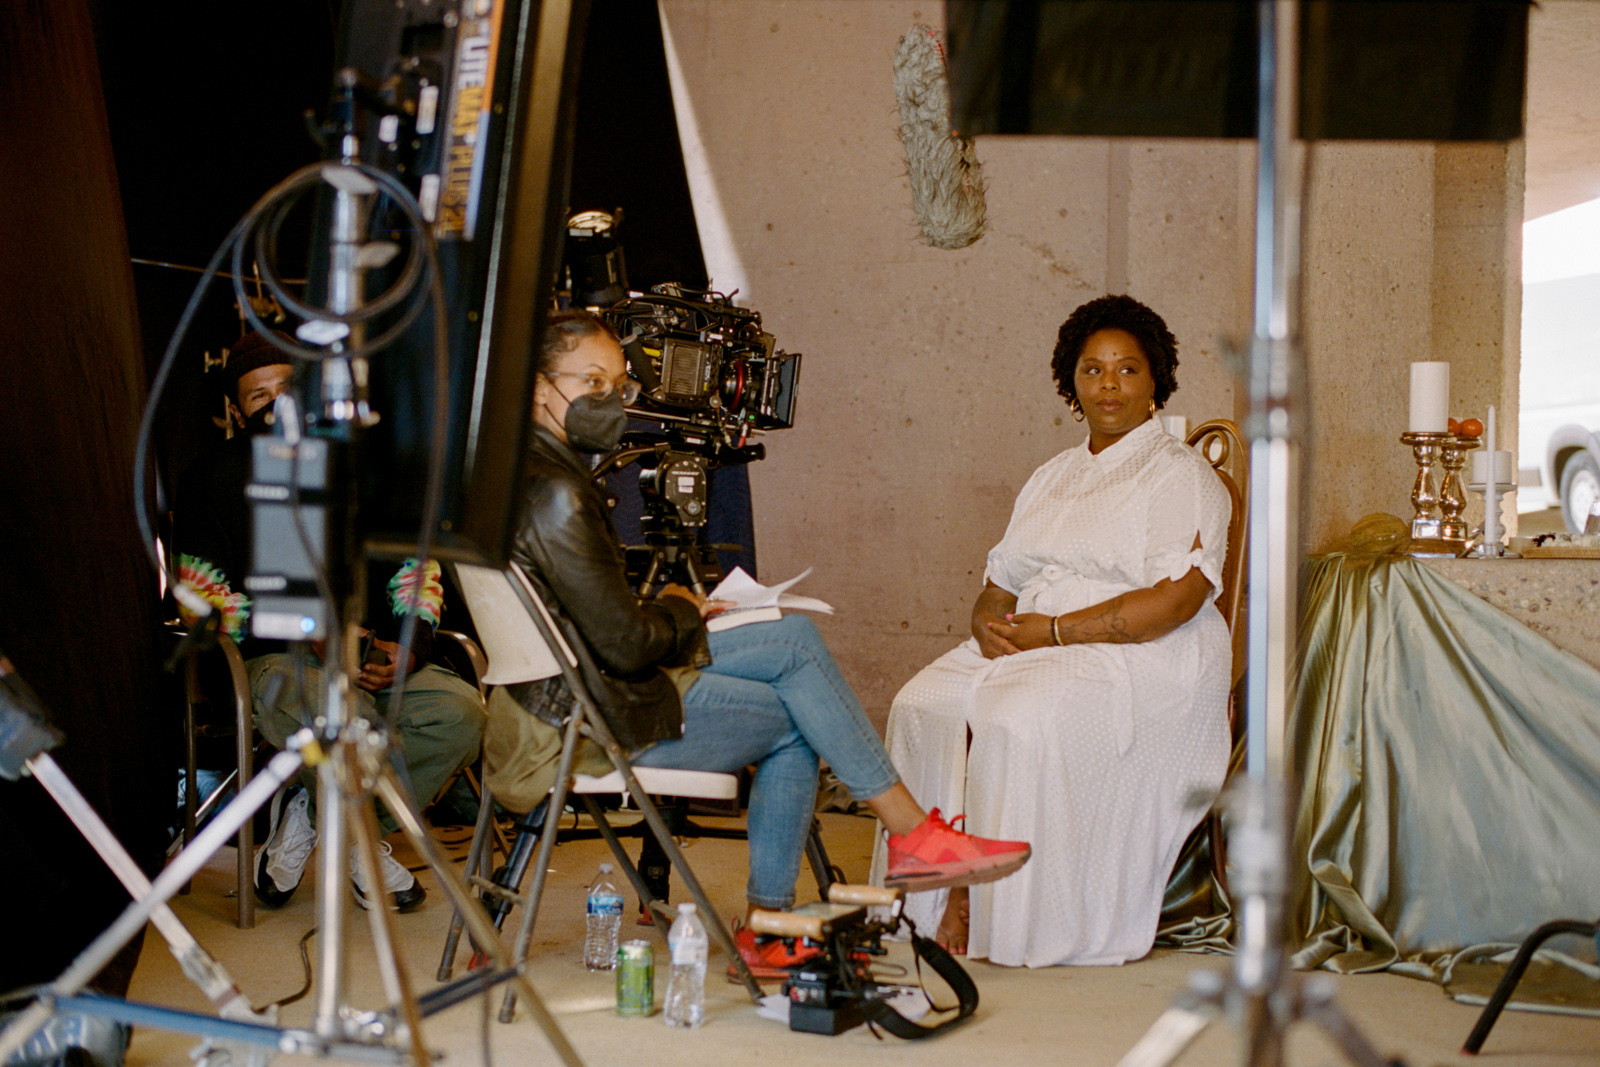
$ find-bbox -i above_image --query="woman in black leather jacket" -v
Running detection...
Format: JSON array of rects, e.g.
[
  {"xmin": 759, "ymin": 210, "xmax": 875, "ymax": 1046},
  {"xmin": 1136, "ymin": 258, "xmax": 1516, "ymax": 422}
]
[{"xmin": 503, "ymin": 310, "xmax": 1030, "ymax": 973}]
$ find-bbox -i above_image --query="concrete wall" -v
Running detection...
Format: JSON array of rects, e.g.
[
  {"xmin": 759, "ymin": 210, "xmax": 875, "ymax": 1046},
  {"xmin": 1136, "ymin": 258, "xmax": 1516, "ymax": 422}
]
[{"xmin": 660, "ymin": 0, "xmax": 1521, "ymax": 727}]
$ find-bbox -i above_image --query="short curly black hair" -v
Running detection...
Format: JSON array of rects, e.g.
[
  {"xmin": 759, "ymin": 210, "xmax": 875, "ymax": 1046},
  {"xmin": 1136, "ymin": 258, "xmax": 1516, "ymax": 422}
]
[{"xmin": 1050, "ymin": 294, "xmax": 1180, "ymax": 410}]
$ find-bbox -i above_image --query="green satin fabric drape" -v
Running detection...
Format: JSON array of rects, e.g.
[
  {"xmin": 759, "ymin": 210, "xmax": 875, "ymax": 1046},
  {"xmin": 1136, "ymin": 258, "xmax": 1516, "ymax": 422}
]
[{"xmin": 1289, "ymin": 553, "xmax": 1600, "ymax": 980}]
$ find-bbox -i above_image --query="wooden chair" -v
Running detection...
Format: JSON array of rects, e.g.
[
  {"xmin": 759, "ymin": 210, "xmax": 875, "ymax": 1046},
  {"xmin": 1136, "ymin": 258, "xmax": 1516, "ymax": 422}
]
[{"xmin": 1183, "ymin": 419, "xmax": 1250, "ymax": 894}]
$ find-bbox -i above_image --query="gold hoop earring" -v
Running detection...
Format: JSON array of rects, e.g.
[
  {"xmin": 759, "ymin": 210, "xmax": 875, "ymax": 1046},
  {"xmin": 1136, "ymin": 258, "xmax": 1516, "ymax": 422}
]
[
  {"xmin": 1070, "ymin": 400, "xmax": 1085, "ymax": 423},
  {"xmin": 1148, "ymin": 399, "xmax": 1157, "ymax": 416}
]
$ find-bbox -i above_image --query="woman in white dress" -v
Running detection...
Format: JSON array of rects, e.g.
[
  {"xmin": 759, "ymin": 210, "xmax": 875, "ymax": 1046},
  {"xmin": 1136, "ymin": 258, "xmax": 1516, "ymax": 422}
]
[{"xmin": 874, "ymin": 295, "xmax": 1233, "ymax": 967}]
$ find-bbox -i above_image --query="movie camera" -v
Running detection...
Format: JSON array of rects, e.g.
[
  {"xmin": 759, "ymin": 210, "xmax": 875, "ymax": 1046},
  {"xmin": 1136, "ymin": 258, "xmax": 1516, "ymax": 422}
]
[
  {"xmin": 571, "ymin": 235, "xmax": 802, "ymax": 593},
  {"xmin": 747, "ymin": 883, "xmax": 978, "ymax": 1039},
  {"xmin": 605, "ymin": 285, "xmax": 801, "ymax": 446}
]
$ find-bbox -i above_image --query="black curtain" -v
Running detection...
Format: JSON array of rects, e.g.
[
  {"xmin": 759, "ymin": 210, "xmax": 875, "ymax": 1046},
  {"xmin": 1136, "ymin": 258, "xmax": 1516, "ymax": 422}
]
[
  {"xmin": 568, "ymin": 0, "xmax": 706, "ymax": 292},
  {"xmin": 0, "ymin": 0, "xmax": 168, "ymax": 995}
]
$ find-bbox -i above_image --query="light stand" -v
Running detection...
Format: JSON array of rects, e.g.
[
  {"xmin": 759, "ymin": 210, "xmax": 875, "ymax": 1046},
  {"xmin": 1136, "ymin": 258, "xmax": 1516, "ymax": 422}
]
[
  {"xmin": 0, "ymin": 719, "xmax": 582, "ymax": 1067},
  {"xmin": 1117, "ymin": 4, "xmax": 1400, "ymax": 1066},
  {"xmin": 1, "ymin": 98, "xmax": 583, "ymax": 1067}
]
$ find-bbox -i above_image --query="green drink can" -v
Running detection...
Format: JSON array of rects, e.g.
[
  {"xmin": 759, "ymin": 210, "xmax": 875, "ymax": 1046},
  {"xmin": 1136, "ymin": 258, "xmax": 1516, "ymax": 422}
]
[{"xmin": 616, "ymin": 940, "xmax": 654, "ymax": 1016}]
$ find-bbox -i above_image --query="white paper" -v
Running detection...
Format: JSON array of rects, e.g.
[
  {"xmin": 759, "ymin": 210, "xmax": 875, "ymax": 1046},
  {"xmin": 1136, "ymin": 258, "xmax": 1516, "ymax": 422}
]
[
  {"xmin": 709, "ymin": 567, "xmax": 834, "ymax": 615},
  {"xmin": 754, "ymin": 989, "xmax": 931, "ymax": 1026}
]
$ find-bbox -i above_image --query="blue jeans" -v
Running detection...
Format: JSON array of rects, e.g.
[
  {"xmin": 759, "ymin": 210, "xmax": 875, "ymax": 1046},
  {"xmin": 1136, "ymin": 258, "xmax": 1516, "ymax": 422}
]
[{"xmin": 632, "ymin": 614, "xmax": 899, "ymax": 909}]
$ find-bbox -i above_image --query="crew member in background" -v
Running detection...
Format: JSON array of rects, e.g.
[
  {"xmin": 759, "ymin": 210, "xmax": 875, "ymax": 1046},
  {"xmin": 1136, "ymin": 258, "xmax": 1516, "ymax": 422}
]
[{"xmin": 173, "ymin": 330, "xmax": 485, "ymax": 912}]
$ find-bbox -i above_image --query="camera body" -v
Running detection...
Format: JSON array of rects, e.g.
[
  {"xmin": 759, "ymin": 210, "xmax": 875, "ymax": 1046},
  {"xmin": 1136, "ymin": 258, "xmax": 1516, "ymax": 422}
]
[{"xmin": 601, "ymin": 285, "xmax": 801, "ymax": 446}]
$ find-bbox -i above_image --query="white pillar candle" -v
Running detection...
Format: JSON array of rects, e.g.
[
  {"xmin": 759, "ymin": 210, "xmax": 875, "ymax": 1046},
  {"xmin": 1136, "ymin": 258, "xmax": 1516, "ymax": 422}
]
[
  {"xmin": 1470, "ymin": 450, "xmax": 1515, "ymax": 486},
  {"xmin": 1162, "ymin": 415, "xmax": 1188, "ymax": 439},
  {"xmin": 1408, "ymin": 362, "xmax": 1450, "ymax": 432}
]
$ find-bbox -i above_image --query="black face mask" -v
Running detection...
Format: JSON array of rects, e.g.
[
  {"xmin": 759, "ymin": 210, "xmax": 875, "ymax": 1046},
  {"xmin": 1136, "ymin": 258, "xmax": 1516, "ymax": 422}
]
[
  {"xmin": 240, "ymin": 404, "xmax": 278, "ymax": 436},
  {"xmin": 562, "ymin": 391, "xmax": 627, "ymax": 454}
]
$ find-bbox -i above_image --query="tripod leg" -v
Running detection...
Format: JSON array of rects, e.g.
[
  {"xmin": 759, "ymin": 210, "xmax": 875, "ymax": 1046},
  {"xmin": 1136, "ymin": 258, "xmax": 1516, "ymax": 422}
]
[
  {"xmin": 497, "ymin": 773, "xmax": 574, "ymax": 1022},
  {"xmin": 497, "ymin": 711, "xmax": 586, "ymax": 1023},
  {"xmin": 1301, "ymin": 976, "xmax": 1400, "ymax": 1067},
  {"xmin": 1114, "ymin": 977, "xmax": 1222, "ymax": 1067},
  {"xmin": 371, "ymin": 769, "xmax": 582, "ymax": 1067},
  {"xmin": 0, "ymin": 745, "xmax": 307, "ymax": 1065},
  {"xmin": 804, "ymin": 817, "xmax": 837, "ymax": 900},
  {"xmin": 26, "ymin": 753, "xmax": 258, "ymax": 1019},
  {"xmin": 349, "ymin": 796, "xmax": 429, "ymax": 1067},
  {"xmin": 484, "ymin": 806, "xmax": 546, "ymax": 929}
]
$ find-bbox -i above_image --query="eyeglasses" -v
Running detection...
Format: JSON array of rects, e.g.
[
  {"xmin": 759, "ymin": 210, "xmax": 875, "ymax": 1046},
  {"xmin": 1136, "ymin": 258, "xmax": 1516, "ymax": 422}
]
[{"xmin": 543, "ymin": 370, "xmax": 641, "ymax": 405}]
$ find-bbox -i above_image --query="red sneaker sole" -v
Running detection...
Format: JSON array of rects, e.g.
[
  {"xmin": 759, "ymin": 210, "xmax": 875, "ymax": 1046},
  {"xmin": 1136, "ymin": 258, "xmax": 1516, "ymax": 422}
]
[{"xmin": 883, "ymin": 846, "xmax": 1030, "ymax": 892}]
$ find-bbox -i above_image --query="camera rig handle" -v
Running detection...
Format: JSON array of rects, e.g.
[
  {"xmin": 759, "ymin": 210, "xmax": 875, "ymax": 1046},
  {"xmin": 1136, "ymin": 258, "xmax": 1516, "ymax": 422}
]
[
  {"xmin": 828, "ymin": 883, "xmax": 902, "ymax": 908},
  {"xmin": 749, "ymin": 909, "xmax": 839, "ymax": 941}
]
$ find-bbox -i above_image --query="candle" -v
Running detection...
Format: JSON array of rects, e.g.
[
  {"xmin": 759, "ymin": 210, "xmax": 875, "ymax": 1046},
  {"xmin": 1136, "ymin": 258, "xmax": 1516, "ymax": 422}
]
[
  {"xmin": 1487, "ymin": 404, "xmax": 1496, "ymax": 454},
  {"xmin": 1470, "ymin": 450, "xmax": 1515, "ymax": 486},
  {"xmin": 1162, "ymin": 415, "xmax": 1188, "ymax": 439},
  {"xmin": 1408, "ymin": 362, "xmax": 1450, "ymax": 433}
]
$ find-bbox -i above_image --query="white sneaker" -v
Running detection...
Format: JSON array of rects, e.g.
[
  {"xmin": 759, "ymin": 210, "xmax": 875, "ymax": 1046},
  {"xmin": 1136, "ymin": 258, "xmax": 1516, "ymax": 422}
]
[
  {"xmin": 255, "ymin": 785, "xmax": 316, "ymax": 907},
  {"xmin": 349, "ymin": 840, "xmax": 426, "ymax": 912}
]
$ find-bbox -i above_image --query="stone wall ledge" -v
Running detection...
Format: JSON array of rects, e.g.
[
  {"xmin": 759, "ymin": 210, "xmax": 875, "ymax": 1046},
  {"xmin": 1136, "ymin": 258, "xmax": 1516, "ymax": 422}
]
[{"xmin": 1423, "ymin": 557, "xmax": 1600, "ymax": 672}]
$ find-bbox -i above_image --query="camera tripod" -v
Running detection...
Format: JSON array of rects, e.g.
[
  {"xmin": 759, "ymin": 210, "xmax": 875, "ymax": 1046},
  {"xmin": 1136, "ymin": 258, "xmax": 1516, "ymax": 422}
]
[{"xmin": 598, "ymin": 434, "xmax": 757, "ymax": 597}]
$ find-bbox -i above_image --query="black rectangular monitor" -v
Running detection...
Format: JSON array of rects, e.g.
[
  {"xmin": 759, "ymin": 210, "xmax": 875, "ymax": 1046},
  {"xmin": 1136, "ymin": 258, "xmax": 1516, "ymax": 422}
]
[{"xmin": 329, "ymin": 0, "xmax": 587, "ymax": 566}]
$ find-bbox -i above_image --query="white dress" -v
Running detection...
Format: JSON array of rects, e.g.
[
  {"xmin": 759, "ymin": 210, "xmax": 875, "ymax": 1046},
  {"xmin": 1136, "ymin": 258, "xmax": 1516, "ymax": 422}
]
[{"xmin": 872, "ymin": 420, "xmax": 1233, "ymax": 967}]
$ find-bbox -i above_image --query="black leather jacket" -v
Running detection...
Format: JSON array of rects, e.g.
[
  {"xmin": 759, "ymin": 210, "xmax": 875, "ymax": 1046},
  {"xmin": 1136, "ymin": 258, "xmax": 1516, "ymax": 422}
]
[{"xmin": 509, "ymin": 425, "xmax": 706, "ymax": 749}]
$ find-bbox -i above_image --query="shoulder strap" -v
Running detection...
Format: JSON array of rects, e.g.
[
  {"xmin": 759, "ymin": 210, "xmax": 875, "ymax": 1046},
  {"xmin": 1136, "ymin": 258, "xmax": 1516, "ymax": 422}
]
[{"xmin": 860, "ymin": 931, "xmax": 979, "ymax": 1039}]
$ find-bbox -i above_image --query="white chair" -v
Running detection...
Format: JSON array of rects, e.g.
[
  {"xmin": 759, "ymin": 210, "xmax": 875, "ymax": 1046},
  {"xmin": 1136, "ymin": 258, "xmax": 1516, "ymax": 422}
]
[{"xmin": 434, "ymin": 563, "xmax": 763, "ymax": 1007}]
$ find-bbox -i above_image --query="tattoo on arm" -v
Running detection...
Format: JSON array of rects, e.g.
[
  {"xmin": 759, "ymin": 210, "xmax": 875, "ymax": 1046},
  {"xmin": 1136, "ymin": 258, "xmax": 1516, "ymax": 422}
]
[{"xmin": 1052, "ymin": 593, "xmax": 1137, "ymax": 644}]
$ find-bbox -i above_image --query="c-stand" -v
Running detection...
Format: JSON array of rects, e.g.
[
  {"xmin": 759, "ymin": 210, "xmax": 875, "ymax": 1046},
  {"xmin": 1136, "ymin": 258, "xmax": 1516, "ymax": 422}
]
[{"xmin": 1, "ymin": 90, "xmax": 581, "ymax": 1067}]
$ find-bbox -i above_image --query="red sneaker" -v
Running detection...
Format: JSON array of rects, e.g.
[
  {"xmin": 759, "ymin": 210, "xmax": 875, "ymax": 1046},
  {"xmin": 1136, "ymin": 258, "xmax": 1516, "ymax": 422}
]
[
  {"xmin": 884, "ymin": 808, "xmax": 1031, "ymax": 891},
  {"xmin": 725, "ymin": 921, "xmax": 823, "ymax": 982}
]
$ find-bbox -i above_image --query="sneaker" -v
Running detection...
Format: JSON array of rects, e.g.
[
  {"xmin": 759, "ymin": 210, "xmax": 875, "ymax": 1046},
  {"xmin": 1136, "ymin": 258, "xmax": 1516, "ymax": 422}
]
[
  {"xmin": 883, "ymin": 808, "xmax": 1031, "ymax": 892},
  {"xmin": 349, "ymin": 840, "xmax": 426, "ymax": 912},
  {"xmin": 725, "ymin": 920, "xmax": 824, "ymax": 983},
  {"xmin": 255, "ymin": 784, "xmax": 315, "ymax": 908}
]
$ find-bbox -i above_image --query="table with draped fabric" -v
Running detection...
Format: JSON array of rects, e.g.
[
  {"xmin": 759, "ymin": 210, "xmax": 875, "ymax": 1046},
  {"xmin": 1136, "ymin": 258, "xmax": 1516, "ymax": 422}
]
[{"xmin": 1286, "ymin": 551, "xmax": 1600, "ymax": 983}]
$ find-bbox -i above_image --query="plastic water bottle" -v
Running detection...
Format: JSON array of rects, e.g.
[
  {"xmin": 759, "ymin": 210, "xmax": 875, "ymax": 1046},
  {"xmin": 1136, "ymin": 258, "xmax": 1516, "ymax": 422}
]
[
  {"xmin": 584, "ymin": 863, "xmax": 624, "ymax": 971},
  {"xmin": 663, "ymin": 902, "xmax": 707, "ymax": 1028}
]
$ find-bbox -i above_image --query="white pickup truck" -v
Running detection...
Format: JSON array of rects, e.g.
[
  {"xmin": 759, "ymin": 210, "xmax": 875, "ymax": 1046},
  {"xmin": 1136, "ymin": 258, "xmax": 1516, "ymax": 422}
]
[{"xmin": 1519, "ymin": 204, "xmax": 1600, "ymax": 533}]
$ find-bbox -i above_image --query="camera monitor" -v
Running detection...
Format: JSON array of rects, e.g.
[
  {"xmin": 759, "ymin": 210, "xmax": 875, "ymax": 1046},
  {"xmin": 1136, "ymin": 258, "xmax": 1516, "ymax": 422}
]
[{"xmin": 325, "ymin": 0, "xmax": 587, "ymax": 566}]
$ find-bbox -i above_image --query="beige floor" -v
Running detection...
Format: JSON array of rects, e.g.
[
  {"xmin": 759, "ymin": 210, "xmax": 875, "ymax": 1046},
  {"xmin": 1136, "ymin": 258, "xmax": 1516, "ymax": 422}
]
[{"xmin": 125, "ymin": 812, "xmax": 1597, "ymax": 1067}]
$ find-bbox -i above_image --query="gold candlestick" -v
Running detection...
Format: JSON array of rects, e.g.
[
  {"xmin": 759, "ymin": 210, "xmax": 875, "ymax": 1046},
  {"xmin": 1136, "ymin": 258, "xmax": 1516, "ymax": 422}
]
[
  {"xmin": 1400, "ymin": 431, "xmax": 1447, "ymax": 542},
  {"xmin": 1437, "ymin": 435, "xmax": 1479, "ymax": 543},
  {"xmin": 1401, "ymin": 431, "xmax": 1478, "ymax": 556}
]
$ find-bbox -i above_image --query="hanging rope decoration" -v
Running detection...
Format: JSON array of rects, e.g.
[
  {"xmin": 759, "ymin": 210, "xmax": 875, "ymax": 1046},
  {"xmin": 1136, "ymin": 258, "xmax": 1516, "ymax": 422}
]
[{"xmin": 894, "ymin": 24, "xmax": 987, "ymax": 250}]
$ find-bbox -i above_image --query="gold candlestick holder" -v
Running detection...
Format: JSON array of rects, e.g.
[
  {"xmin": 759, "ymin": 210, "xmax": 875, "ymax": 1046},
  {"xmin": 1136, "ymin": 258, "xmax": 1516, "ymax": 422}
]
[{"xmin": 1401, "ymin": 431, "xmax": 1479, "ymax": 556}]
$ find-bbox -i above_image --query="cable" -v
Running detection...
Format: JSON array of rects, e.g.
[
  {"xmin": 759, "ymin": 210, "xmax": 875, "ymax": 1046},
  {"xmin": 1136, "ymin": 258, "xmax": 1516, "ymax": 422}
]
[
  {"xmin": 263, "ymin": 927, "xmax": 319, "ymax": 1010},
  {"xmin": 134, "ymin": 208, "xmax": 255, "ymax": 620},
  {"xmin": 133, "ymin": 159, "xmax": 453, "ymax": 749}
]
